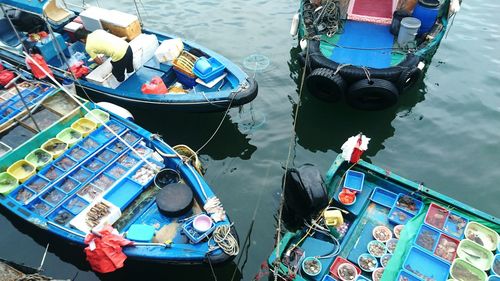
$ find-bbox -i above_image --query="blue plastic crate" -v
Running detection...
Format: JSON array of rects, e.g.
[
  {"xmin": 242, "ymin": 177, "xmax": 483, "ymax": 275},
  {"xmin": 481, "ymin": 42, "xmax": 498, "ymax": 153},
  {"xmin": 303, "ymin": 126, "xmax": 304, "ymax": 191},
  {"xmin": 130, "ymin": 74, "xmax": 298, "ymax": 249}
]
[
  {"xmin": 23, "ymin": 175, "xmax": 50, "ymax": 193},
  {"xmin": 95, "ymin": 148, "xmax": 117, "ymax": 164},
  {"xmin": 41, "ymin": 165, "xmax": 64, "ymax": 182},
  {"xmin": 48, "ymin": 207, "xmax": 74, "ymax": 225},
  {"xmin": 64, "ymin": 195, "xmax": 88, "ymax": 214},
  {"xmin": 388, "ymin": 206, "xmax": 414, "ymax": 225},
  {"xmin": 41, "ymin": 187, "xmax": 67, "ymax": 205},
  {"xmin": 489, "ymin": 275, "xmax": 500, "ymax": 281},
  {"xmin": 396, "ymin": 270, "xmax": 422, "ymax": 281},
  {"xmin": 414, "ymin": 224, "xmax": 440, "ymax": 252},
  {"xmin": 355, "ymin": 275, "xmax": 370, "ymax": 281},
  {"xmin": 68, "ymin": 145, "xmax": 90, "ymax": 161},
  {"xmin": 80, "ymin": 137, "xmax": 100, "ymax": 152},
  {"xmin": 442, "ymin": 211, "xmax": 468, "ymax": 239},
  {"xmin": 53, "ymin": 156, "xmax": 77, "ymax": 171},
  {"xmin": 104, "ymin": 178, "xmax": 142, "ymax": 210},
  {"xmin": 369, "ymin": 187, "xmax": 397, "ymax": 208},
  {"xmin": 403, "ymin": 246, "xmax": 450, "ymax": 281},
  {"xmin": 9, "ymin": 185, "xmax": 36, "ymax": 204},
  {"xmin": 56, "ymin": 177, "xmax": 80, "ymax": 193},
  {"xmin": 343, "ymin": 170, "xmax": 365, "ymax": 192},
  {"xmin": 70, "ymin": 167, "xmax": 93, "ymax": 183},
  {"xmin": 35, "ymin": 33, "xmax": 67, "ymax": 62},
  {"xmin": 174, "ymin": 68, "xmax": 197, "ymax": 88},
  {"xmin": 321, "ymin": 275, "xmax": 335, "ymax": 281},
  {"xmin": 182, "ymin": 216, "xmax": 216, "ymax": 243},
  {"xmin": 192, "ymin": 57, "xmax": 226, "ymax": 83},
  {"xmin": 395, "ymin": 193, "xmax": 423, "ymax": 215},
  {"xmin": 28, "ymin": 198, "xmax": 53, "ymax": 217}
]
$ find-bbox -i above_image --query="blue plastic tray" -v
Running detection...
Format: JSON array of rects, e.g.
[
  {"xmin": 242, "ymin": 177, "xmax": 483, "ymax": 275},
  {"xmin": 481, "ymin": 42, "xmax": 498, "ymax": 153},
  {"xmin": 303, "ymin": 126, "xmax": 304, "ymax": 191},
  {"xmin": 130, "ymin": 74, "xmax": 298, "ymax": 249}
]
[
  {"xmin": 489, "ymin": 275, "xmax": 500, "ymax": 281},
  {"xmin": 321, "ymin": 275, "xmax": 335, "ymax": 281},
  {"xmin": 104, "ymin": 178, "xmax": 142, "ymax": 210},
  {"xmin": 396, "ymin": 270, "xmax": 422, "ymax": 281},
  {"xmin": 414, "ymin": 224, "xmax": 440, "ymax": 252},
  {"xmin": 395, "ymin": 193, "xmax": 423, "ymax": 215},
  {"xmin": 64, "ymin": 195, "xmax": 88, "ymax": 214},
  {"xmin": 192, "ymin": 57, "xmax": 226, "ymax": 83},
  {"xmin": 443, "ymin": 211, "xmax": 468, "ymax": 239},
  {"xmin": 403, "ymin": 246, "xmax": 450, "ymax": 281},
  {"xmin": 355, "ymin": 275, "xmax": 370, "ymax": 281},
  {"xmin": 48, "ymin": 207, "xmax": 74, "ymax": 225},
  {"xmin": 174, "ymin": 68, "xmax": 197, "ymax": 88},
  {"xmin": 343, "ymin": 170, "xmax": 365, "ymax": 192},
  {"xmin": 370, "ymin": 187, "xmax": 397, "ymax": 208},
  {"xmin": 388, "ymin": 206, "xmax": 414, "ymax": 225}
]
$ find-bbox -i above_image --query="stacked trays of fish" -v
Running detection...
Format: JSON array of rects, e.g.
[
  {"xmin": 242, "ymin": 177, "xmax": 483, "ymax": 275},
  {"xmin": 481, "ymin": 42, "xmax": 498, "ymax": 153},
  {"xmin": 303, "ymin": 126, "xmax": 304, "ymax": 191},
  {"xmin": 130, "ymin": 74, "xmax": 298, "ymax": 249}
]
[
  {"xmin": 399, "ymin": 202, "xmax": 498, "ymax": 281},
  {"xmin": 8, "ymin": 118, "xmax": 164, "ymax": 229},
  {"xmin": 0, "ymin": 87, "xmax": 50, "ymax": 124}
]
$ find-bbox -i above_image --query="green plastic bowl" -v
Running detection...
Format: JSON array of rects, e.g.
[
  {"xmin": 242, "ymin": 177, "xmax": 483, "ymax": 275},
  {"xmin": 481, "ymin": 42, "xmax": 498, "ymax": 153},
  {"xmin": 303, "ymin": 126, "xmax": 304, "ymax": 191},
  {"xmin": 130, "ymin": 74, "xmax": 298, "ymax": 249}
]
[
  {"xmin": 85, "ymin": 109, "xmax": 110, "ymax": 127},
  {"xmin": 457, "ymin": 239, "xmax": 494, "ymax": 271},
  {"xmin": 25, "ymin": 148, "xmax": 52, "ymax": 170},
  {"xmin": 0, "ymin": 172, "xmax": 19, "ymax": 195},
  {"xmin": 450, "ymin": 258, "xmax": 487, "ymax": 281},
  {"xmin": 56, "ymin": 128, "xmax": 82, "ymax": 147}
]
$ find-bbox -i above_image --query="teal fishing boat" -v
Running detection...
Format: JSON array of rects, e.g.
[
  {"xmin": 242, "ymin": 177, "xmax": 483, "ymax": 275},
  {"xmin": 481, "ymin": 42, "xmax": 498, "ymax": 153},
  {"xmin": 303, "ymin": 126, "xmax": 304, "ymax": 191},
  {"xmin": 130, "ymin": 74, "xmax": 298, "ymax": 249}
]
[
  {"xmin": 268, "ymin": 135, "xmax": 499, "ymax": 281},
  {"xmin": 0, "ymin": 63, "xmax": 239, "ymax": 272}
]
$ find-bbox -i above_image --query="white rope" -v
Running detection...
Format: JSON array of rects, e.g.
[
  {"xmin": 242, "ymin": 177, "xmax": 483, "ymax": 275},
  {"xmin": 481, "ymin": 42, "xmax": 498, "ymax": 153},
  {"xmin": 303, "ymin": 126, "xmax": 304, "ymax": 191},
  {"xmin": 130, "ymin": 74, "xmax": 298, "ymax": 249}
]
[
  {"xmin": 22, "ymin": 52, "xmax": 158, "ymax": 171},
  {"xmin": 211, "ymin": 224, "xmax": 239, "ymax": 256}
]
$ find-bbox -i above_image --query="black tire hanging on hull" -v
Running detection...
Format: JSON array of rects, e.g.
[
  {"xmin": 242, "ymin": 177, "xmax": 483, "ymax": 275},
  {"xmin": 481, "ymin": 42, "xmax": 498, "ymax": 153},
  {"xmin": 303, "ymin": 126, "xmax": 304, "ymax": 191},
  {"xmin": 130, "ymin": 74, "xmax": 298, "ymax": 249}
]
[
  {"xmin": 346, "ymin": 78, "xmax": 399, "ymax": 111},
  {"xmin": 306, "ymin": 68, "xmax": 347, "ymax": 103},
  {"xmin": 398, "ymin": 67, "xmax": 422, "ymax": 93}
]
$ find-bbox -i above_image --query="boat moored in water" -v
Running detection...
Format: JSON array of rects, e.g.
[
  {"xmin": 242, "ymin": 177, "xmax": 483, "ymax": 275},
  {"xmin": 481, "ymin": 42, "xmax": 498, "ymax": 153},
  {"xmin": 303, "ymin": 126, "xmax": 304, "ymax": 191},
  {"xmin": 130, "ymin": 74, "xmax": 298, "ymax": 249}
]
[
  {"xmin": 0, "ymin": 63, "xmax": 239, "ymax": 271},
  {"xmin": 268, "ymin": 135, "xmax": 499, "ymax": 281},
  {"xmin": 293, "ymin": 0, "xmax": 461, "ymax": 110},
  {"xmin": 0, "ymin": 0, "xmax": 258, "ymax": 112}
]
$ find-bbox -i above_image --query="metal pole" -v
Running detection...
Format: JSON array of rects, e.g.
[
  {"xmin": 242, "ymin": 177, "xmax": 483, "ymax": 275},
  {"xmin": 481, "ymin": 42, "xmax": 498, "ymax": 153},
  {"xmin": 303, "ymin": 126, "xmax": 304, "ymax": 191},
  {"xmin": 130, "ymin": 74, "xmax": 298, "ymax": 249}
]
[
  {"xmin": 133, "ymin": 0, "xmax": 144, "ymax": 26},
  {"xmin": 6, "ymin": 76, "xmax": 41, "ymax": 132}
]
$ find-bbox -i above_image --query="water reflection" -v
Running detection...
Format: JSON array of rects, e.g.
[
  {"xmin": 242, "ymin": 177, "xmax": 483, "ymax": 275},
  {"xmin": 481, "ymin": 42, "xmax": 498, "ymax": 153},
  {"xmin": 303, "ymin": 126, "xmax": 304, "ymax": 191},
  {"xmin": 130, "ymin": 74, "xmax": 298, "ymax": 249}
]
[
  {"xmin": 129, "ymin": 108, "xmax": 257, "ymax": 160},
  {"xmin": 288, "ymin": 46, "xmax": 427, "ymax": 156}
]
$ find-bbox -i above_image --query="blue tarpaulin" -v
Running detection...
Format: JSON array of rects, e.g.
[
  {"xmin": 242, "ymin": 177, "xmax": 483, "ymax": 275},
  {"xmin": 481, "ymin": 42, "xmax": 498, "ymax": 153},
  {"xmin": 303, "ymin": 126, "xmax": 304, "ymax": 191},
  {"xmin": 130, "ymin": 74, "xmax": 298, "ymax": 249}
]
[{"xmin": 0, "ymin": 0, "xmax": 49, "ymax": 14}]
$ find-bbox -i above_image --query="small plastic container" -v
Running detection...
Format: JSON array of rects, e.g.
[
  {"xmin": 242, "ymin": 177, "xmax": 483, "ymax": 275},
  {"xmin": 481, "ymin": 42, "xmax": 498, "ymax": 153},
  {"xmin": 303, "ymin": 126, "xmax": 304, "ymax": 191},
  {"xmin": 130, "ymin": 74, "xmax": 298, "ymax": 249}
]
[
  {"xmin": 404, "ymin": 246, "xmax": 451, "ymax": 281},
  {"xmin": 193, "ymin": 214, "xmax": 213, "ymax": 232},
  {"xmin": 355, "ymin": 275, "xmax": 370, "ymax": 281},
  {"xmin": 71, "ymin": 118, "xmax": 97, "ymax": 137},
  {"xmin": 25, "ymin": 148, "xmax": 52, "ymax": 170},
  {"xmin": 358, "ymin": 253, "xmax": 378, "ymax": 272},
  {"xmin": 424, "ymin": 203, "xmax": 449, "ymax": 230},
  {"xmin": 343, "ymin": 170, "xmax": 365, "ymax": 192},
  {"xmin": 330, "ymin": 257, "xmax": 362, "ymax": 279},
  {"xmin": 7, "ymin": 160, "xmax": 35, "ymax": 183},
  {"xmin": 372, "ymin": 267, "xmax": 384, "ymax": 281},
  {"xmin": 181, "ymin": 216, "xmax": 216, "ymax": 244},
  {"xmin": 24, "ymin": 176, "xmax": 49, "ymax": 193},
  {"xmin": 492, "ymin": 254, "xmax": 500, "ymax": 276},
  {"xmin": 85, "ymin": 109, "xmax": 110, "ymax": 126},
  {"xmin": 396, "ymin": 270, "xmax": 421, "ymax": 281},
  {"xmin": 42, "ymin": 138, "xmax": 68, "ymax": 159},
  {"xmin": 394, "ymin": 225, "xmax": 404, "ymax": 239},
  {"xmin": 337, "ymin": 263, "xmax": 359, "ymax": 281},
  {"xmin": 193, "ymin": 57, "xmax": 213, "ymax": 75},
  {"xmin": 0, "ymin": 172, "xmax": 19, "ymax": 195},
  {"xmin": 395, "ymin": 193, "xmax": 423, "ymax": 215},
  {"xmin": 192, "ymin": 57, "xmax": 225, "ymax": 83},
  {"xmin": 338, "ymin": 189, "xmax": 357, "ymax": 206},
  {"xmin": 126, "ymin": 224, "xmax": 156, "ymax": 242},
  {"xmin": 386, "ymin": 238, "xmax": 399, "ymax": 254},
  {"xmin": 450, "ymin": 258, "xmax": 487, "ymax": 281},
  {"xmin": 380, "ymin": 254, "xmax": 392, "ymax": 267},
  {"xmin": 388, "ymin": 206, "xmax": 414, "ymax": 225},
  {"xmin": 370, "ymin": 187, "xmax": 397, "ymax": 208},
  {"xmin": 489, "ymin": 276, "xmax": 500, "ymax": 281},
  {"xmin": 373, "ymin": 225, "xmax": 392, "ymax": 242},
  {"xmin": 465, "ymin": 221, "xmax": 499, "ymax": 252},
  {"xmin": 368, "ymin": 240, "xmax": 387, "ymax": 258},
  {"xmin": 56, "ymin": 128, "xmax": 82, "ymax": 147},
  {"xmin": 434, "ymin": 233, "xmax": 459, "ymax": 263},
  {"xmin": 415, "ymin": 224, "xmax": 440, "ymax": 252},
  {"xmin": 456, "ymin": 239, "xmax": 493, "ymax": 271}
]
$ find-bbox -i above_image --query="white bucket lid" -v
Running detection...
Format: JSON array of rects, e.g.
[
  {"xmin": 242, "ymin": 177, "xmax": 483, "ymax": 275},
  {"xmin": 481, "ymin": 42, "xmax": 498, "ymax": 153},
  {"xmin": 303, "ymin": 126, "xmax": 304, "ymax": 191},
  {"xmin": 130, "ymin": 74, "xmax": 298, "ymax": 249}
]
[{"xmin": 401, "ymin": 17, "xmax": 422, "ymax": 29}]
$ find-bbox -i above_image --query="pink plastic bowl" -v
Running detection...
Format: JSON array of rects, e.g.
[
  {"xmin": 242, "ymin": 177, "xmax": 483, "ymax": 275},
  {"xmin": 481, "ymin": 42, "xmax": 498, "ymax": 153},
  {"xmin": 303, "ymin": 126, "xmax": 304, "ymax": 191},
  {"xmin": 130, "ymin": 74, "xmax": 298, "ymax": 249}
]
[{"xmin": 193, "ymin": 214, "xmax": 213, "ymax": 232}]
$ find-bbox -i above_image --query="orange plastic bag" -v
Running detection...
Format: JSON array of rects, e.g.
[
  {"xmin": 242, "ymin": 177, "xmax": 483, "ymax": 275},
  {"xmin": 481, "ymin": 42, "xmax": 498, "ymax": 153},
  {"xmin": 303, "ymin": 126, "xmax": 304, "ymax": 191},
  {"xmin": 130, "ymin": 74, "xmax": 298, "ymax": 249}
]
[{"xmin": 141, "ymin": 76, "xmax": 168, "ymax": 94}]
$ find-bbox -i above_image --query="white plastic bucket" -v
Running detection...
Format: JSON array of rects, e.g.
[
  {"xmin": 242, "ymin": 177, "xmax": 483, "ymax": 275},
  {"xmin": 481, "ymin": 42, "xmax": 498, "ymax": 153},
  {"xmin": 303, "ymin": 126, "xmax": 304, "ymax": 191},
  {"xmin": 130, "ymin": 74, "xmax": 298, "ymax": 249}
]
[{"xmin": 397, "ymin": 17, "xmax": 421, "ymax": 47}]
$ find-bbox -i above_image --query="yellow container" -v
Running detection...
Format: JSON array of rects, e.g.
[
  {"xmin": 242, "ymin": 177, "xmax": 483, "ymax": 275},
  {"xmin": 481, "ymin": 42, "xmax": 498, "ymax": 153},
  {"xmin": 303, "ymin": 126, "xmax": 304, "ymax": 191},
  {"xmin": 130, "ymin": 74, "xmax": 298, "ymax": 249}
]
[
  {"xmin": 42, "ymin": 138, "xmax": 68, "ymax": 159},
  {"xmin": 7, "ymin": 160, "xmax": 36, "ymax": 183},
  {"xmin": 71, "ymin": 118, "xmax": 97, "ymax": 137}
]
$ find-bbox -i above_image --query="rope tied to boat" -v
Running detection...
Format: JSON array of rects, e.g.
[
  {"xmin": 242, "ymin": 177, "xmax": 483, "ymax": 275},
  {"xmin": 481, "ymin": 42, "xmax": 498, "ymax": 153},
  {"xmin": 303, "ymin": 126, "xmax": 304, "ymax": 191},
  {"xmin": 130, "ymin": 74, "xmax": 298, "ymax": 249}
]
[
  {"xmin": 210, "ymin": 224, "xmax": 239, "ymax": 256},
  {"xmin": 334, "ymin": 63, "xmax": 351, "ymax": 75},
  {"xmin": 362, "ymin": 66, "xmax": 372, "ymax": 82}
]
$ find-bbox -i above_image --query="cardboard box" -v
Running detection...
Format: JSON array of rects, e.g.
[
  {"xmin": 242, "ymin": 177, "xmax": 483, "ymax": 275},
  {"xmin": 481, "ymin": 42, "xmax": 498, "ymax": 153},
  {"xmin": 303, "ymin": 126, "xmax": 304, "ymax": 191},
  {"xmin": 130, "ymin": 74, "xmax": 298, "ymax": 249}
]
[{"xmin": 101, "ymin": 11, "xmax": 142, "ymax": 41}]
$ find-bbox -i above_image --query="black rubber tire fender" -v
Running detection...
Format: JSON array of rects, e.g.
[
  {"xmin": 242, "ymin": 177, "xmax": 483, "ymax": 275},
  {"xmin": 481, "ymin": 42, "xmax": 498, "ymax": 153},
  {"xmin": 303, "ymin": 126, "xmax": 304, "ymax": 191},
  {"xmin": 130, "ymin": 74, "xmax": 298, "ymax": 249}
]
[
  {"xmin": 398, "ymin": 67, "xmax": 422, "ymax": 93},
  {"xmin": 346, "ymin": 78, "xmax": 399, "ymax": 111},
  {"xmin": 305, "ymin": 68, "xmax": 347, "ymax": 102}
]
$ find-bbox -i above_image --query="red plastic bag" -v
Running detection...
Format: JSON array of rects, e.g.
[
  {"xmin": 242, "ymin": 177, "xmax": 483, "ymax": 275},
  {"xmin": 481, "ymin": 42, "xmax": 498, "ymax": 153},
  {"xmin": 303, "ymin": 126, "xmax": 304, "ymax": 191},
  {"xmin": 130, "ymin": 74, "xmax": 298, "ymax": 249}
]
[
  {"xmin": 69, "ymin": 61, "xmax": 89, "ymax": 79},
  {"xmin": 84, "ymin": 225, "xmax": 133, "ymax": 273},
  {"xmin": 0, "ymin": 70, "xmax": 15, "ymax": 86},
  {"xmin": 141, "ymin": 76, "xmax": 168, "ymax": 94},
  {"xmin": 26, "ymin": 54, "xmax": 53, "ymax": 79}
]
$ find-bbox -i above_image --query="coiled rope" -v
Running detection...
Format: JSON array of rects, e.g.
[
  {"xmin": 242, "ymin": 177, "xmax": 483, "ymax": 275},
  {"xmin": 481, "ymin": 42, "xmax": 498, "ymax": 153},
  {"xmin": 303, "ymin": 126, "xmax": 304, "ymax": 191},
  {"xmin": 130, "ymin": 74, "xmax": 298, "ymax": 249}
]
[{"xmin": 211, "ymin": 224, "xmax": 239, "ymax": 256}]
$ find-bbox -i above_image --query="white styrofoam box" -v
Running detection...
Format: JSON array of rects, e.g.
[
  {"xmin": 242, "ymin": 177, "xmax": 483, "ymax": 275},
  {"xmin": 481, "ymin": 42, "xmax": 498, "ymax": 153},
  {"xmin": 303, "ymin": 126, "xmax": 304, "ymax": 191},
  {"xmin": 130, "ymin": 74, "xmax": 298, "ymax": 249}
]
[
  {"xmin": 154, "ymin": 38, "xmax": 184, "ymax": 63},
  {"xmin": 69, "ymin": 199, "xmax": 121, "ymax": 234},
  {"xmin": 129, "ymin": 33, "xmax": 159, "ymax": 69},
  {"xmin": 86, "ymin": 59, "xmax": 121, "ymax": 89},
  {"xmin": 79, "ymin": 6, "xmax": 108, "ymax": 31},
  {"xmin": 101, "ymin": 10, "xmax": 138, "ymax": 27},
  {"xmin": 63, "ymin": 21, "xmax": 83, "ymax": 32}
]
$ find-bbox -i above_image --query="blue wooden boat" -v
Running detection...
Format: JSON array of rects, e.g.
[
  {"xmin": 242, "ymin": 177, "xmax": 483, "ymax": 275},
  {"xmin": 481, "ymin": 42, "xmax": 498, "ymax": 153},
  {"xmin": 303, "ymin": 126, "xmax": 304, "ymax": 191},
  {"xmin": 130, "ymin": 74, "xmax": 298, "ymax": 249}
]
[
  {"xmin": 0, "ymin": 0, "xmax": 257, "ymax": 112},
  {"xmin": 293, "ymin": 0, "xmax": 460, "ymax": 110},
  {"xmin": 0, "ymin": 66, "xmax": 239, "ymax": 268},
  {"xmin": 268, "ymin": 154, "xmax": 499, "ymax": 281}
]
